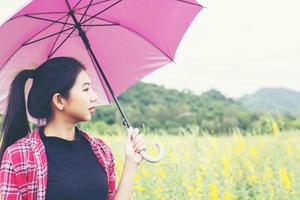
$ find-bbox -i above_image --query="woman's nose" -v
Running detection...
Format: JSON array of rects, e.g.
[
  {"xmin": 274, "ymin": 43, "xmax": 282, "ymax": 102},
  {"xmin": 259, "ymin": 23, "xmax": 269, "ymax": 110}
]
[{"xmin": 90, "ymin": 89, "xmax": 98, "ymax": 103}]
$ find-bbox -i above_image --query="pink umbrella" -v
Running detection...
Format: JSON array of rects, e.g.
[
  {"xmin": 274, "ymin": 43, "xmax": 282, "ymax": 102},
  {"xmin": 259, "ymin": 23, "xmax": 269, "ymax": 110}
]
[{"xmin": 0, "ymin": 0, "xmax": 203, "ymax": 162}]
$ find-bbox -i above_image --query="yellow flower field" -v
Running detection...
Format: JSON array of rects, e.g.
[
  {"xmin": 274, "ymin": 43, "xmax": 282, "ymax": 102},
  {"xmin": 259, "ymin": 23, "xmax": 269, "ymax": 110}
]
[{"xmin": 98, "ymin": 131, "xmax": 300, "ymax": 200}]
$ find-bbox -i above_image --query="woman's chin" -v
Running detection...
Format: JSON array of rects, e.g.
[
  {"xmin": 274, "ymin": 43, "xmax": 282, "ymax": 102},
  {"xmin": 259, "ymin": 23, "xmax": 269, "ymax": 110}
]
[
  {"xmin": 85, "ymin": 113, "xmax": 92, "ymax": 121},
  {"xmin": 75, "ymin": 114, "xmax": 91, "ymax": 123}
]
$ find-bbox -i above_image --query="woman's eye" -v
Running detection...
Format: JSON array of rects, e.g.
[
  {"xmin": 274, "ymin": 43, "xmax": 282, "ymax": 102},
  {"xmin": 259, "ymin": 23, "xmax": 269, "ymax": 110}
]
[{"xmin": 83, "ymin": 88, "xmax": 89, "ymax": 91}]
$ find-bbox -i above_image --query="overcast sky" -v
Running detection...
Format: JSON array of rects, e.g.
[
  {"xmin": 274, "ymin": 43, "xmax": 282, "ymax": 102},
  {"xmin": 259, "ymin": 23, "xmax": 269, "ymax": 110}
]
[{"xmin": 1, "ymin": 0, "xmax": 300, "ymax": 98}]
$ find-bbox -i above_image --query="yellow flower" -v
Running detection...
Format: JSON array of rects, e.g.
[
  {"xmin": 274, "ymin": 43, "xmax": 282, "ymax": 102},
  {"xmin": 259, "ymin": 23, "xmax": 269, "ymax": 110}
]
[
  {"xmin": 187, "ymin": 186, "xmax": 195, "ymax": 197},
  {"xmin": 249, "ymin": 146, "xmax": 259, "ymax": 160},
  {"xmin": 209, "ymin": 183, "xmax": 220, "ymax": 200},
  {"xmin": 233, "ymin": 136, "xmax": 246, "ymax": 156},
  {"xmin": 224, "ymin": 192, "xmax": 230, "ymax": 200},
  {"xmin": 133, "ymin": 185, "xmax": 145, "ymax": 193},
  {"xmin": 221, "ymin": 155, "xmax": 230, "ymax": 177},
  {"xmin": 279, "ymin": 168, "xmax": 292, "ymax": 192},
  {"xmin": 156, "ymin": 167, "xmax": 166, "ymax": 178},
  {"xmin": 195, "ymin": 174, "xmax": 203, "ymax": 187},
  {"xmin": 272, "ymin": 121, "xmax": 280, "ymax": 136},
  {"xmin": 247, "ymin": 175, "xmax": 258, "ymax": 184},
  {"xmin": 285, "ymin": 142, "xmax": 292, "ymax": 155},
  {"xmin": 142, "ymin": 168, "xmax": 151, "ymax": 177},
  {"xmin": 133, "ymin": 174, "xmax": 140, "ymax": 183}
]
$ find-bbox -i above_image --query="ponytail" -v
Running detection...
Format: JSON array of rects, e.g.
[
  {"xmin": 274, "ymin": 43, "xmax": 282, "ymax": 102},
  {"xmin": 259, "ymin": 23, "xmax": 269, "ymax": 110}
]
[{"xmin": 0, "ymin": 69, "xmax": 34, "ymax": 163}]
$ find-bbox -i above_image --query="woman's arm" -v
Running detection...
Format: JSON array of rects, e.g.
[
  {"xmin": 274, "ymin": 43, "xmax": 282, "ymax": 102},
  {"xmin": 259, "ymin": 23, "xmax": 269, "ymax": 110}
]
[
  {"xmin": 114, "ymin": 127, "xmax": 146, "ymax": 200},
  {"xmin": 114, "ymin": 160, "xmax": 138, "ymax": 200}
]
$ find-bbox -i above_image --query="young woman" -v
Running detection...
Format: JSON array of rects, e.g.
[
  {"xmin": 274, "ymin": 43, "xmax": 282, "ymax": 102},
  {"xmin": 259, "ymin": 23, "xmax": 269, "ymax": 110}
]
[{"xmin": 0, "ymin": 57, "xmax": 146, "ymax": 200}]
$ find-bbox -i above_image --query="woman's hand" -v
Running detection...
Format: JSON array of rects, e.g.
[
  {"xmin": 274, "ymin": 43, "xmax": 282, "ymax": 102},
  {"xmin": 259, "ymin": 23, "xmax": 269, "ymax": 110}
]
[{"xmin": 125, "ymin": 127, "xmax": 146, "ymax": 165}]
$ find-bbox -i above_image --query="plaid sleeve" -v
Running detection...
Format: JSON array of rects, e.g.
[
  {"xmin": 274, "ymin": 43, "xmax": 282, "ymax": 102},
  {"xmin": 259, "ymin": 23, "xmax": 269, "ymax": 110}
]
[
  {"xmin": 107, "ymin": 149, "xmax": 116, "ymax": 200},
  {"xmin": 0, "ymin": 147, "xmax": 23, "ymax": 200},
  {"xmin": 93, "ymin": 137, "xmax": 117, "ymax": 200},
  {"xmin": 94, "ymin": 138, "xmax": 116, "ymax": 200}
]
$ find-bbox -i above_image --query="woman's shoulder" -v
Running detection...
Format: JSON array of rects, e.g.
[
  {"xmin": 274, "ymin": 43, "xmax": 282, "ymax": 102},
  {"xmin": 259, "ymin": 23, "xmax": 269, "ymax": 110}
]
[
  {"xmin": 3, "ymin": 128, "xmax": 39, "ymax": 161},
  {"xmin": 2, "ymin": 139, "xmax": 31, "ymax": 169},
  {"xmin": 6, "ymin": 135, "xmax": 32, "ymax": 152},
  {"xmin": 93, "ymin": 137, "xmax": 113, "ymax": 154},
  {"xmin": 93, "ymin": 136, "xmax": 109, "ymax": 147}
]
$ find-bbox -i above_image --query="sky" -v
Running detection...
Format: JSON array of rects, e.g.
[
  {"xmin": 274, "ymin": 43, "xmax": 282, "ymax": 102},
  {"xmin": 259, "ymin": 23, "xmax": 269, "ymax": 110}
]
[{"xmin": 1, "ymin": 0, "xmax": 300, "ymax": 98}]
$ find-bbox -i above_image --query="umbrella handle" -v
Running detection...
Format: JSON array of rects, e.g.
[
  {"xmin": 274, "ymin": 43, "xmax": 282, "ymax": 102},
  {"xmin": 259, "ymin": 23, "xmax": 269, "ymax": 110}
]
[{"xmin": 139, "ymin": 142, "xmax": 164, "ymax": 163}]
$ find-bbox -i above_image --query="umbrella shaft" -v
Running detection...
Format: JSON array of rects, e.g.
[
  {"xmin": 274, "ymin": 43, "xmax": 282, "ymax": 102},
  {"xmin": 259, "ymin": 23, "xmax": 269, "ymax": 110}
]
[{"xmin": 66, "ymin": 1, "xmax": 131, "ymax": 128}]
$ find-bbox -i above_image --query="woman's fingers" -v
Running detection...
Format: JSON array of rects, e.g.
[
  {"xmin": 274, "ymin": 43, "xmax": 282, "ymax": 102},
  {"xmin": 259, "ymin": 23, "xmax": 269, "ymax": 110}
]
[
  {"xmin": 133, "ymin": 128, "xmax": 139, "ymax": 137},
  {"xmin": 127, "ymin": 127, "xmax": 139, "ymax": 138},
  {"xmin": 127, "ymin": 127, "xmax": 146, "ymax": 152},
  {"xmin": 132, "ymin": 138, "xmax": 145, "ymax": 148},
  {"xmin": 132, "ymin": 134, "xmax": 144, "ymax": 143},
  {"xmin": 133, "ymin": 142, "xmax": 146, "ymax": 153}
]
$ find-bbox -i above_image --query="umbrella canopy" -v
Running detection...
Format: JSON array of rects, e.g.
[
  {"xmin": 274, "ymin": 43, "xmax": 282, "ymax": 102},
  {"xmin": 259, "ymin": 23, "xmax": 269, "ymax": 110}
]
[{"xmin": 0, "ymin": 0, "xmax": 203, "ymax": 162}]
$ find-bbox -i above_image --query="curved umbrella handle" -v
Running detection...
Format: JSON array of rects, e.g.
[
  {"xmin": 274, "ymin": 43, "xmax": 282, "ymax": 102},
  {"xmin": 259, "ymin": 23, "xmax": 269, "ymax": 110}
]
[{"xmin": 139, "ymin": 143, "xmax": 164, "ymax": 163}]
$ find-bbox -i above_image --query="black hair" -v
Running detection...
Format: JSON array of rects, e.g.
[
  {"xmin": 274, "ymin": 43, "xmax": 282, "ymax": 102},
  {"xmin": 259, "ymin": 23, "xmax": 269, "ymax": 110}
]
[{"xmin": 0, "ymin": 57, "xmax": 85, "ymax": 162}]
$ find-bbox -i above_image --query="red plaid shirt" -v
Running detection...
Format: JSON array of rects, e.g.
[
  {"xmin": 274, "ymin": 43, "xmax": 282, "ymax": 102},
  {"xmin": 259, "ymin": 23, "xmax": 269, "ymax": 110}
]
[{"xmin": 0, "ymin": 127, "xmax": 116, "ymax": 200}]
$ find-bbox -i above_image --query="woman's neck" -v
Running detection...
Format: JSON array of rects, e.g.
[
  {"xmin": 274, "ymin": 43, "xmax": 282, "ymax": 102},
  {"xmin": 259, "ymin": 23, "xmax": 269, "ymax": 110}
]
[{"xmin": 43, "ymin": 119, "xmax": 76, "ymax": 141}]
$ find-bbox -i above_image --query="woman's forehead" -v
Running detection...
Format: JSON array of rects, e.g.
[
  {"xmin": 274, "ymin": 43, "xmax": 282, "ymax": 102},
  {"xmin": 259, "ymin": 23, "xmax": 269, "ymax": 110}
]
[{"xmin": 76, "ymin": 70, "xmax": 92, "ymax": 85}]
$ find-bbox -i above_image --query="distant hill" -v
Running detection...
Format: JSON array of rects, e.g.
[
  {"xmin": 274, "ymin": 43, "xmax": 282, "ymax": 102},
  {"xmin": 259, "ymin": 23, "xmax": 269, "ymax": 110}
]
[
  {"xmin": 238, "ymin": 88, "xmax": 300, "ymax": 115},
  {"xmin": 94, "ymin": 82, "xmax": 256, "ymax": 132}
]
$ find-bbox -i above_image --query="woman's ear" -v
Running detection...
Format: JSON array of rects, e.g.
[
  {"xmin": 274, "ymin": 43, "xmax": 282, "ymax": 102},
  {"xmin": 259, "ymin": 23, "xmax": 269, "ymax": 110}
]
[{"xmin": 52, "ymin": 93, "xmax": 65, "ymax": 111}]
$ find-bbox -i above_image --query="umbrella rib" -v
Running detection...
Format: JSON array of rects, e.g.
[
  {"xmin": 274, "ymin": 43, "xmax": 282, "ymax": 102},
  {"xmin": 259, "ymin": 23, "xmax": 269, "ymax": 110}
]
[
  {"xmin": 174, "ymin": 0, "xmax": 203, "ymax": 7},
  {"xmin": 73, "ymin": 0, "xmax": 83, "ymax": 10},
  {"xmin": 7, "ymin": 12, "xmax": 68, "ymax": 22},
  {"xmin": 74, "ymin": 0, "xmax": 115, "ymax": 12},
  {"xmin": 121, "ymin": 24, "xmax": 173, "ymax": 61},
  {"xmin": 48, "ymin": 27, "xmax": 77, "ymax": 58},
  {"xmin": 81, "ymin": 24, "xmax": 118, "ymax": 27},
  {"xmin": 76, "ymin": 12, "xmax": 97, "ymax": 32},
  {"xmin": 80, "ymin": 0, "xmax": 123, "ymax": 25},
  {"xmin": 48, "ymin": 15, "xmax": 71, "ymax": 58},
  {"xmin": 21, "ymin": 11, "xmax": 68, "ymax": 16},
  {"xmin": 23, "ymin": 27, "xmax": 74, "ymax": 47},
  {"xmin": 83, "ymin": 16, "xmax": 96, "ymax": 32},
  {"xmin": 24, "ymin": 14, "xmax": 75, "ymax": 26},
  {"xmin": 76, "ymin": 12, "xmax": 117, "ymax": 25},
  {"xmin": 79, "ymin": 0, "xmax": 94, "ymax": 23},
  {"xmin": 0, "ymin": 14, "xmax": 69, "ymax": 72}
]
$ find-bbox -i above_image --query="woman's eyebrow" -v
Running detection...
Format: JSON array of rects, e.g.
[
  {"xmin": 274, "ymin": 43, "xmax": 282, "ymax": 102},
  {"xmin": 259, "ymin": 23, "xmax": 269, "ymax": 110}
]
[{"xmin": 82, "ymin": 82, "xmax": 92, "ymax": 87}]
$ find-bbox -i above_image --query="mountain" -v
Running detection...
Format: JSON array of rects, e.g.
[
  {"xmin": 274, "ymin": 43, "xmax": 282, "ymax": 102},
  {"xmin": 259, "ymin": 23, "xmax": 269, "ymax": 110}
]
[
  {"xmin": 93, "ymin": 82, "xmax": 256, "ymax": 132},
  {"xmin": 238, "ymin": 88, "xmax": 300, "ymax": 114}
]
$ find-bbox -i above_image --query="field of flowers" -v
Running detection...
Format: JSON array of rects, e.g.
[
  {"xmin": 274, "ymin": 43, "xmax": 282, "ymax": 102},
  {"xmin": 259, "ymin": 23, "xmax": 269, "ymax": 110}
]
[{"xmin": 97, "ymin": 130, "xmax": 300, "ymax": 200}]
